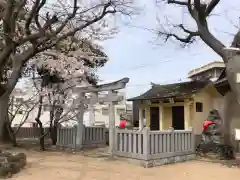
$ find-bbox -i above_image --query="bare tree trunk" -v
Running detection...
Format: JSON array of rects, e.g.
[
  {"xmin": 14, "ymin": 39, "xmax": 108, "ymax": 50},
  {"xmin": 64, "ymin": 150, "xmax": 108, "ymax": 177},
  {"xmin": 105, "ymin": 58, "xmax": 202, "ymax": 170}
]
[
  {"xmin": 35, "ymin": 119, "xmax": 45, "ymax": 151},
  {"xmin": 222, "ymin": 92, "xmax": 234, "ymax": 145},
  {"xmin": 51, "ymin": 107, "xmax": 63, "ymax": 145},
  {"xmin": 223, "ymin": 53, "xmax": 240, "ymax": 145},
  {"xmin": 49, "ymin": 107, "xmax": 55, "ymax": 145},
  {"xmin": 0, "ymin": 92, "xmax": 12, "ymax": 143},
  {"xmin": 35, "ymin": 95, "xmax": 45, "ymax": 150},
  {"xmin": 5, "ymin": 121, "xmax": 17, "ymax": 146},
  {"xmin": 51, "ymin": 122, "xmax": 58, "ymax": 145}
]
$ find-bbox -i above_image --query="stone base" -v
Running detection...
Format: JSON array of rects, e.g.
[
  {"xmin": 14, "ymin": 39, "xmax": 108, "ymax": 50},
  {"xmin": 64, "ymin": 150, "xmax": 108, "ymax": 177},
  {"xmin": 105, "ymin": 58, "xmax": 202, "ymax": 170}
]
[
  {"xmin": 54, "ymin": 144, "xmax": 107, "ymax": 152},
  {"xmin": 83, "ymin": 143, "xmax": 106, "ymax": 149},
  {"xmin": 117, "ymin": 154, "xmax": 196, "ymax": 168},
  {"xmin": 54, "ymin": 145, "xmax": 78, "ymax": 152},
  {"xmin": 142, "ymin": 154, "xmax": 196, "ymax": 168}
]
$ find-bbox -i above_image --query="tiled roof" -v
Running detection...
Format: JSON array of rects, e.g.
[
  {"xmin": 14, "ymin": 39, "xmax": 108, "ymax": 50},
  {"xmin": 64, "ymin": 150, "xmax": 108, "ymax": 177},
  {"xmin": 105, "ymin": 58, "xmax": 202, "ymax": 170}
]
[
  {"xmin": 214, "ymin": 68, "xmax": 230, "ymax": 95},
  {"xmin": 214, "ymin": 68, "xmax": 227, "ymax": 85},
  {"xmin": 128, "ymin": 80, "xmax": 210, "ymax": 101}
]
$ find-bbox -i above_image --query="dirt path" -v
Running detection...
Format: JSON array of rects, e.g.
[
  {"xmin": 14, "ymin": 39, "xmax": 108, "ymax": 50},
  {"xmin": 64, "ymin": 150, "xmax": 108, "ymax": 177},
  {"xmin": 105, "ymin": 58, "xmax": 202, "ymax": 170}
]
[{"xmin": 9, "ymin": 150, "xmax": 240, "ymax": 180}]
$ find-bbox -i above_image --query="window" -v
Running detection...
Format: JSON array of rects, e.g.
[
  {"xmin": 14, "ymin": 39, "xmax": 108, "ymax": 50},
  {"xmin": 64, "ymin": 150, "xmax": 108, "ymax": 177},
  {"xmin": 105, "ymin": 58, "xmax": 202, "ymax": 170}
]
[
  {"xmin": 43, "ymin": 105, "xmax": 50, "ymax": 111},
  {"xmin": 142, "ymin": 109, "xmax": 146, "ymax": 119},
  {"xmin": 102, "ymin": 108, "xmax": 109, "ymax": 115},
  {"xmin": 32, "ymin": 123, "xmax": 38, "ymax": 128},
  {"xmin": 116, "ymin": 108, "xmax": 125, "ymax": 115},
  {"xmin": 196, "ymin": 102, "xmax": 203, "ymax": 112},
  {"xmin": 18, "ymin": 110, "xmax": 23, "ymax": 114},
  {"xmin": 16, "ymin": 98, "xmax": 23, "ymax": 103}
]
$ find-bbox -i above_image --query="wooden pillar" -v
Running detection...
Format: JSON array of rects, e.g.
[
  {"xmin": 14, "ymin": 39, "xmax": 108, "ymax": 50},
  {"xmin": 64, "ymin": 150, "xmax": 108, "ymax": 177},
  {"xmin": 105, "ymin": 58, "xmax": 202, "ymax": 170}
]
[
  {"xmin": 184, "ymin": 100, "xmax": 191, "ymax": 130},
  {"xmin": 159, "ymin": 106, "xmax": 164, "ymax": 130},
  {"xmin": 139, "ymin": 106, "xmax": 144, "ymax": 130},
  {"xmin": 145, "ymin": 106, "xmax": 150, "ymax": 127},
  {"xmin": 76, "ymin": 92, "xmax": 85, "ymax": 150}
]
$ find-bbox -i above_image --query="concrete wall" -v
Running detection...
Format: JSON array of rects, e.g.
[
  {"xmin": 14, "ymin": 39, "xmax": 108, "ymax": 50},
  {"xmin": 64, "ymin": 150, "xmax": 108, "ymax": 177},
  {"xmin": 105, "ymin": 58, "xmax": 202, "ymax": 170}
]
[
  {"xmin": 212, "ymin": 92, "xmax": 240, "ymax": 136},
  {"xmin": 163, "ymin": 106, "xmax": 172, "ymax": 130},
  {"xmin": 141, "ymin": 102, "xmax": 187, "ymax": 130},
  {"xmin": 12, "ymin": 102, "xmax": 126, "ymax": 128},
  {"xmin": 90, "ymin": 104, "xmax": 126, "ymax": 128},
  {"xmin": 12, "ymin": 109, "xmax": 51, "ymax": 127},
  {"xmin": 136, "ymin": 85, "xmax": 240, "ymax": 148},
  {"xmin": 191, "ymin": 86, "xmax": 216, "ymax": 134}
]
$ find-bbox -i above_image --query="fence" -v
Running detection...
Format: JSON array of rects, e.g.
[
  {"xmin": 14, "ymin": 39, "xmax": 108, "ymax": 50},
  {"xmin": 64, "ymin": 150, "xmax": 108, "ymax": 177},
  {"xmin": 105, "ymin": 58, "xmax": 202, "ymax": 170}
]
[
  {"xmin": 12, "ymin": 127, "xmax": 51, "ymax": 139},
  {"xmin": 57, "ymin": 125, "xmax": 106, "ymax": 150},
  {"xmin": 83, "ymin": 126, "xmax": 106, "ymax": 148},
  {"xmin": 115, "ymin": 127, "xmax": 195, "ymax": 163}
]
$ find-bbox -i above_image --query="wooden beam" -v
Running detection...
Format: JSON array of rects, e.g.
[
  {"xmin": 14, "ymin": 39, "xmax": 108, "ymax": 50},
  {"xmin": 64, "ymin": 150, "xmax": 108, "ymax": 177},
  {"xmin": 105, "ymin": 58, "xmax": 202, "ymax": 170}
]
[{"xmin": 169, "ymin": 98, "xmax": 174, "ymax": 104}]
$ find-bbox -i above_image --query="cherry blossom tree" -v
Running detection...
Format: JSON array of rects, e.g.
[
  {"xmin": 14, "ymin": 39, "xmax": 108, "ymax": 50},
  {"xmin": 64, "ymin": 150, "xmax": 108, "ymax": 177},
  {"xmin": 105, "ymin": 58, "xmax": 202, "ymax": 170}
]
[
  {"xmin": 0, "ymin": 0, "xmax": 136, "ymax": 140},
  {"xmin": 23, "ymin": 37, "xmax": 108, "ymax": 149},
  {"xmin": 155, "ymin": 0, "xmax": 240, "ymax": 144}
]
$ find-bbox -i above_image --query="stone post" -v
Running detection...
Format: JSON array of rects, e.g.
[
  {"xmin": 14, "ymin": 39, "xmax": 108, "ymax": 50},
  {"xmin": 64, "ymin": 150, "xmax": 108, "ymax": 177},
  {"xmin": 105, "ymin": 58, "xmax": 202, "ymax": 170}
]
[
  {"xmin": 143, "ymin": 127, "xmax": 150, "ymax": 160},
  {"xmin": 76, "ymin": 92, "xmax": 85, "ymax": 151},
  {"xmin": 168, "ymin": 127, "xmax": 174, "ymax": 152},
  {"xmin": 108, "ymin": 90, "xmax": 117, "ymax": 158},
  {"xmin": 88, "ymin": 92, "xmax": 97, "ymax": 126},
  {"xmin": 189, "ymin": 127, "xmax": 195, "ymax": 153}
]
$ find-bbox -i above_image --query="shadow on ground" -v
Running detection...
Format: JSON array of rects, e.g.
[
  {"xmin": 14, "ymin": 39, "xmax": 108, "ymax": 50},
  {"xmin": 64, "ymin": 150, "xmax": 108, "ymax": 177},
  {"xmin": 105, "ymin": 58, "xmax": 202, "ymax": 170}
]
[
  {"xmin": 197, "ymin": 154, "xmax": 240, "ymax": 168},
  {"xmin": 81, "ymin": 147, "xmax": 111, "ymax": 159}
]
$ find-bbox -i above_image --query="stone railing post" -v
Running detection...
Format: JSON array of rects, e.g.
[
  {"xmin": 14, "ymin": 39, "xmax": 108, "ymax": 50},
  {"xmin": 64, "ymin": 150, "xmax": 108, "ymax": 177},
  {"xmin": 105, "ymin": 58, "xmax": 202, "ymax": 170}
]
[
  {"xmin": 189, "ymin": 127, "xmax": 195, "ymax": 153},
  {"xmin": 168, "ymin": 127, "xmax": 174, "ymax": 152},
  {"xmin": 143, "ymin": 127, "xmax": 150, "ymax": 160}
]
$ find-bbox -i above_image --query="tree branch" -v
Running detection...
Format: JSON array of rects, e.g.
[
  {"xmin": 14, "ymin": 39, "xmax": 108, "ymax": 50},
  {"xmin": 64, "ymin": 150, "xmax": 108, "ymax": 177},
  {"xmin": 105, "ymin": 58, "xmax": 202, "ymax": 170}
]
[
  {"xmin": 205, "ymin": 0, "xmax": 220, "ymax": 16},
  {"xmin": 34, "ymin": 0, "xmax": 47, "ymax": 29},
  {"xmin": 167, "ymin": 0, "xmax": 188, "ymax": 6},
  {"xmin": 36, "ymin": 2, "xmax": 117, "ymax": 53},
  {"xmin": 158, "ymin": 23, "xmax": 200, "ymax": 45},
  {"xmin": 159, "ymin": 0, "xmax": 226, "ymax": 59},
  {"xmin": 3, "ymin": 0, "xmax": 14, "ymax": 45},
  {"xmin": 25, "ymin": 0, "xmax": 41, "ymax": 35},
  {"xmin": 13, "ymin": 101, "xmax": 39, "ymax": 135}
]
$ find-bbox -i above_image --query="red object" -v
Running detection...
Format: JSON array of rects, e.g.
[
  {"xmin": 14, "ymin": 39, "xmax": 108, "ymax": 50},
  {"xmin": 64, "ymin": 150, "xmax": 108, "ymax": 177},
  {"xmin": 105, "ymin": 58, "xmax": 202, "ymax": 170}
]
[
  {"xmin": 119, "ymin": 120, "xmax": 127, "ymax": 129},
  {"xmin": 202, "ymin": 120, "xmax": 216, "ymax": 132}
]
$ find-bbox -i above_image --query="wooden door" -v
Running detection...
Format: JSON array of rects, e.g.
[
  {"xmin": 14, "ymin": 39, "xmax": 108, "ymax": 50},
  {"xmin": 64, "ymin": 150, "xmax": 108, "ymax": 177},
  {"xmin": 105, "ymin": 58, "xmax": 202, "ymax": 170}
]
[
  {"xmin": 150, "ymin": 107, "xmax": 160, "ymax": 130},
  {"xmin": 172, "ymin": 106, "xmax": 185, "ymax": 130}
]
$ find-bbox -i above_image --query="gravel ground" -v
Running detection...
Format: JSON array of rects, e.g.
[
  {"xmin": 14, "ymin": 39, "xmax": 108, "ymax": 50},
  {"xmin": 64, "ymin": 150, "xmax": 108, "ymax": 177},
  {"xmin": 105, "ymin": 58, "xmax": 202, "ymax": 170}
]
[{"xmin": 5, "ymin": 148, "xmax": 240, "ymax": 180}]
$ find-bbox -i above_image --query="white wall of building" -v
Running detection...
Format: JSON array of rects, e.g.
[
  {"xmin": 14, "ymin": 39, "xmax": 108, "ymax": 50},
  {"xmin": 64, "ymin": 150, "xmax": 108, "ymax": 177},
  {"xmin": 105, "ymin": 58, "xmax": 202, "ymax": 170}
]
[{"xmin": 11, "ymin": 89, "xmax": 128, "ymax": 128}]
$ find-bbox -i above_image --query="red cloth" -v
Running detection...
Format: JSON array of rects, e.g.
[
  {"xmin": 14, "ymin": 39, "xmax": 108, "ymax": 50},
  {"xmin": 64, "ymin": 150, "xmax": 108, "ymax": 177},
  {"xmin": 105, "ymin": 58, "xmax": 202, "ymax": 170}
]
[
  {"xmin": 119, "ymin": 120, "xmax": 127, "ymax": 129},
  {"xmin": 202, "ymin": 120, "xmax": 216, "ymax": 132}
]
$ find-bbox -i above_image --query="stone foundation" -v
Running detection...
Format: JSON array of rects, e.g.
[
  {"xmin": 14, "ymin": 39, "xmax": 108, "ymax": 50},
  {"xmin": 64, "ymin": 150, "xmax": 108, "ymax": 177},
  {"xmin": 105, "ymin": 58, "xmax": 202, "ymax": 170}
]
[
  {"xmin": 141, "ymin": 154, "xmax": 196, "ymax": 168},
  {"xmin": 54, "ymin": 143, "xmax": 106, "ymax": 152},
  {"xmin": 118, "ymin": 154, "xmax": 196, "ymax": 168}
]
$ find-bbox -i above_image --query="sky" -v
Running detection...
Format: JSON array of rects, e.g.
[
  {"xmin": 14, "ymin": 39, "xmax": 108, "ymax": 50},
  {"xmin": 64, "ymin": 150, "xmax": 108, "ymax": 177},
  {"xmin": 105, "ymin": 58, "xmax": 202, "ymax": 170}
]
[{"xmin": 96, "ymin": 0, "xmax": 240, "ymax": 99}]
